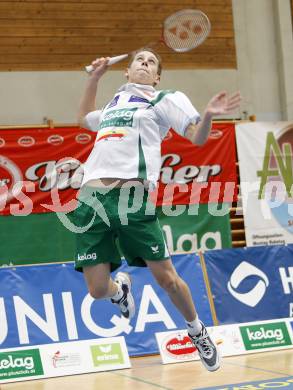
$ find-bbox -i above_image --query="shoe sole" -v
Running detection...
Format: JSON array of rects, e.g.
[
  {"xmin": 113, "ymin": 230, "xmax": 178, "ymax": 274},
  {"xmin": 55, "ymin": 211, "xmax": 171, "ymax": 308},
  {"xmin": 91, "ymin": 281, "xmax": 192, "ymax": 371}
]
[{"xmin": 200, "ymin": 345, "xmax": 221, "ymax": 372}]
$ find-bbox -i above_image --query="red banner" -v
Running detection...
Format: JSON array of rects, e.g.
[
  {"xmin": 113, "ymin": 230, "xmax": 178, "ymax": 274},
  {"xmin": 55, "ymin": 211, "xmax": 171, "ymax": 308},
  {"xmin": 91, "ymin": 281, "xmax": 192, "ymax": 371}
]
[
  {"xmin": 0, "ymin": 123, "xmax": 237, "ymax": 215},
  {"xmin": 0, "ymin": 127, "xmax": 93, "ymax": 215},
  {"xmin": 156, "ymin": 123, "xmax": 237, "ymax": 205}
]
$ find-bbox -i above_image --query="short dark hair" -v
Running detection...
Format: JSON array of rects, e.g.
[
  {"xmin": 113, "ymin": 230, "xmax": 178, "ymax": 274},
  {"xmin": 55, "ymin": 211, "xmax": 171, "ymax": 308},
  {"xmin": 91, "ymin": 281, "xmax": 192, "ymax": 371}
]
[{"xmin": 128, "ymin": 47, "xmax": 162, "ymax": 75}]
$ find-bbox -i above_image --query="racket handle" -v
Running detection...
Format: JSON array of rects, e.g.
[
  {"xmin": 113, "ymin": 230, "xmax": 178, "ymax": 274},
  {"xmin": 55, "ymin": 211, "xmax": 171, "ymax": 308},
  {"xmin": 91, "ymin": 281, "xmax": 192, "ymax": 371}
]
[{"xmin": 85, "ymin": 54, "xmax": 128, "ymax": 73}]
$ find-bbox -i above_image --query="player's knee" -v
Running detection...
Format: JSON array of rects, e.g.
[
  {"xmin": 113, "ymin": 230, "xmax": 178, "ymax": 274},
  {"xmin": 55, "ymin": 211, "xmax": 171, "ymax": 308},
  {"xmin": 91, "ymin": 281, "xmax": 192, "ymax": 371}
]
[{"xmin": 157, "ymin": 275, "xmax": 179, "ymax": 294}]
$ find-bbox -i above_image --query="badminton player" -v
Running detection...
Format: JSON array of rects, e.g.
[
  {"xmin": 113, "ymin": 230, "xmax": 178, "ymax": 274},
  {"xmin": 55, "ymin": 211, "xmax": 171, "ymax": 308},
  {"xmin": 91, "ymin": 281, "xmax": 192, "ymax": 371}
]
[{"xmin": 75, "ymin": 48, "xmax": 241, "ymax": 372}]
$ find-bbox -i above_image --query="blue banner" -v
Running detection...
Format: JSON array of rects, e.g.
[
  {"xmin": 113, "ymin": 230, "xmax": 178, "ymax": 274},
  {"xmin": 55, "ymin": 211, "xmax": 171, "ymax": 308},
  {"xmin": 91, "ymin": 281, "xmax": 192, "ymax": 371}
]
[
  {"xmin": 204, "ymin": 245, "xmax": 293, "ymax": 324},
  {"xmin": 0, "ymin": 254, "xmax": 212, "ymax": 356}
]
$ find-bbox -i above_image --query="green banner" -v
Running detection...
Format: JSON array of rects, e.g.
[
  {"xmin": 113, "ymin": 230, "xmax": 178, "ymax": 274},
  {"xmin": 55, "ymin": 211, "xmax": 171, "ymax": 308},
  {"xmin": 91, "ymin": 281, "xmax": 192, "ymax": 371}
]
[
  {"xmin": 157, "ymin": 204, "xmax": 232, "ymax": 253},
  {"xmin": 0, "ymin": 203, "xmax": 231, "ymax": 266},
  {"xmin": 0, "ymin": 213, "xmax": 75, "ymax": 266},
  {"xmin": 0, "ymin": 349, "xmax": 43, "ymax": 381},
  {"xmin": 90, "ymin": 343, "xmax": 125, "ymax": 367},
  {"xmin": 239, "ymin": 322, "xmax": 292, "ymax": 350}
]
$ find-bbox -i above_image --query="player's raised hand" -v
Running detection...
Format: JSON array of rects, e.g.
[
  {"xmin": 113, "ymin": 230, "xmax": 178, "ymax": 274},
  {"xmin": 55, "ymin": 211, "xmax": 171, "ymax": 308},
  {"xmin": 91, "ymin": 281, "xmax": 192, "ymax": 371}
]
[
  {"xmin": 205, "ymin": 91, "xmax": 241, "ymax": 117},
  {"xmin": 88, "ymin": 57, "xmax": 110, "ymax": 79}
]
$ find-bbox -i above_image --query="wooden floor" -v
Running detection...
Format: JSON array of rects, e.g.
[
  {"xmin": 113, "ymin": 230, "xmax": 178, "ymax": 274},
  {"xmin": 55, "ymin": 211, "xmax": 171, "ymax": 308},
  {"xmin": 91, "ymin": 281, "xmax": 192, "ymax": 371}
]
[{"xmin": 2, "ymin": 349, "xmax": 293, "ymax": 390}]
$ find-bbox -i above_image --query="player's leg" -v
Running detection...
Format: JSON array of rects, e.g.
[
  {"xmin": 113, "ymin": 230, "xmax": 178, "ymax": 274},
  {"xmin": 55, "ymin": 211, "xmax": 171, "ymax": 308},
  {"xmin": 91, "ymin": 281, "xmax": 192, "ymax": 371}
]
[
  {"xmin": 119, "ymin": 219, "xmax": 220, "ymax": 369},
  {"xmin": 145, "ymin": 258, "xmax": 197, "ymax": 322},
  {"xmin": 146, "ymin": 258, "xmax": 220, "ymax": 371},
  {"xmin": 83, "ymin": 263, "xmax": 135, "ymax": 320},
  {"xmin": 83, "ymin": 262, "xmax": 116, "ymax": 299},
  {"xmin": 74, "ymin": 186, "xmax": 135, "ymax": 319},
  {"xmin": 117, "ymin": 184, "xmax": 219, "ymax": 369}
]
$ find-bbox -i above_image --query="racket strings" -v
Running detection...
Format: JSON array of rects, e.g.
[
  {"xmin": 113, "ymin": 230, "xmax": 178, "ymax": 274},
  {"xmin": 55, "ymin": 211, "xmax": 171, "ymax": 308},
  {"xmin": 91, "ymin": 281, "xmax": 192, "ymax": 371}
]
[{"xmin": 163, "ymin": 10, "xmax": 210, "ymax": 53}]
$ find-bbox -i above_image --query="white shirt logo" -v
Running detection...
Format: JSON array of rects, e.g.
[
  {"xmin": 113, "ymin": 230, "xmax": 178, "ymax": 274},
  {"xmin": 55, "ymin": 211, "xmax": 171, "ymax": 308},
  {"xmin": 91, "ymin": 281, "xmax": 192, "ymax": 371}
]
[
  {"xmin": 77, "ymin": 253, "xmax": 97, "ymax": 261},
  {"xmin": 151, "ymin": 245, "xmax": 159, "ymax": 254}
]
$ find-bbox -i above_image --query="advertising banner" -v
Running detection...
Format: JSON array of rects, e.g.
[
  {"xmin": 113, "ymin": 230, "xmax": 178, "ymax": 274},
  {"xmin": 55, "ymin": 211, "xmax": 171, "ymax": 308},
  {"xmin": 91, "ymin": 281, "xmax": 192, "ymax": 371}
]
[
  {"xmin": 235, "ymin": 122, "xmax": 293, "ymax": 246},
  {"xmin": 157, "ymin": 204, "xmax": 232, "ymax": 252},
  {"xmin": 0, "ymin": 123, "xmax": 237, "ymax": 215},
  {"xmin": 0, "ymin": 254, "xmax": 212, "ymax": 356},
  {"xmin": 158, "ymin": 123, "xmax": 237, "ymax": 205},
  {"xmin": 155, "ymin": 318, "xmax": 293, "ymax": 364},
  {"xmin": 0, "ymin": 212, "xmax": 75, "ymax": 266},
  {"xmin": 0, "ymin": 337, "xmax": 130, "ymax": 384},
  {"xmin": 0, "ymin": 202, "xmax": 232, "ymax": 267},
  {"xmin": 203, "ymin": 245, "xmax": 293, "ymax": 324},
  {"xmin": 0, "ymin": 126, "xmax": 94, "ymax": 215}
]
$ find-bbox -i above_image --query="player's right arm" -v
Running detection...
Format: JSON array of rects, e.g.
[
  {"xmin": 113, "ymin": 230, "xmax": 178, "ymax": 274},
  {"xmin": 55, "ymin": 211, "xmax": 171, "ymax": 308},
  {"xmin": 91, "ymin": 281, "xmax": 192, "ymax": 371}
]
[{"xmin": 77, "ymin": 57, "xmax": 110, "ymax": 128}]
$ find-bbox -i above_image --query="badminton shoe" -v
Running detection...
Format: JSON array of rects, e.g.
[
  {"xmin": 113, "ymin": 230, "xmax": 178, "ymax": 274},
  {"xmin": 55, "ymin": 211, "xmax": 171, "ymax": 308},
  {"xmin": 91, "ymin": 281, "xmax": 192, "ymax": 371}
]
[
  {"xmin": 188, "ymin": 322, "xmax": 220, "ymax": 371},
  {"xmin": 111, "ymin": 272, "xmax": 135, "ymax": 320}
]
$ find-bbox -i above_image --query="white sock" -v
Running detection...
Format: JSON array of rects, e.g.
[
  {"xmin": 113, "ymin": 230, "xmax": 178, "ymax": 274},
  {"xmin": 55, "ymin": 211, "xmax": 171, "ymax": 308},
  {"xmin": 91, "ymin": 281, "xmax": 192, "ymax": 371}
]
[
  {"xmin": 186, "ymin": 317, "xmax": 202, "ymax": 336},
  {"xmin": 110, "ymin": 282, "xmax": 124, "ymax": 302}
]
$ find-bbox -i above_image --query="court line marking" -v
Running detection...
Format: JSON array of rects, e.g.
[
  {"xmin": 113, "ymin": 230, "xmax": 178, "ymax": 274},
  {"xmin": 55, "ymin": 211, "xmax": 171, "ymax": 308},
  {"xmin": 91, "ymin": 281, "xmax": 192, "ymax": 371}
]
[
  {"xmin": 224, "ymin": 360, "xmax": 292, "ymax": 376},
  {"xmin": 195, "ymin": 375, "xmax": 293, "ymax": 390},
  {"xmin": 111, "ymin": 371, "xmax": 174, "ymax": 390}
]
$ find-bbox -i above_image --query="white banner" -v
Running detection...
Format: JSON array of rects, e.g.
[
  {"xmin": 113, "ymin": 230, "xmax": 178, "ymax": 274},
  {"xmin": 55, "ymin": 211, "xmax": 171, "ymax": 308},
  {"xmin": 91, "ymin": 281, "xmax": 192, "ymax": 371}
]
[
  {"xmin": 0, "ymin": 337, "xmax": 131, "ymax": 384},
  {"xmin": 235, "ymin": 122, "xmax": 293, "ymax": 246},
  {"xmin": 155, "ymin": 318, "xmax": 293, "ymax": 364}
]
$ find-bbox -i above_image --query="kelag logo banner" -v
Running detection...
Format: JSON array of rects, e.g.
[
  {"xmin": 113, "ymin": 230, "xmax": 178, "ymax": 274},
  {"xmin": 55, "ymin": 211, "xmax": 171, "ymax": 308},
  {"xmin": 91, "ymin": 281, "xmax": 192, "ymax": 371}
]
[
  {"xmin": 0, "ymin": 337, "xmax": 131, "ymax": 384},
  {"xmin": 0, "ymin": 254, "xmax": 212, "ymax": 356},
  {"xmin": 239, "ymin": 322, "xmax": 292, "ymax": 350},
  {"xmin": 157, "ymin": 205, "xmax": 232, "ymax": 252},
  {"xmin": 204, "ymin": 245, "xmax": 293, "ymax": 324},
  {"xmin": 0, "ymin": 349, "xmax": 43, "ymax": 380},
  {"xmin": 155, "ymin": 318, "xmax": 293, "ymax": 365}
]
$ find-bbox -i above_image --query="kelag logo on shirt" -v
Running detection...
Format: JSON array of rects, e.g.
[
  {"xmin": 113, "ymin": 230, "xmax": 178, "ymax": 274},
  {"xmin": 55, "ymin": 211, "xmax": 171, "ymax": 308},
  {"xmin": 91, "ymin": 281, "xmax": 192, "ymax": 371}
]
[{"xmin": 99, "ymin": 108, "xmax": 137, "ymax": 129}]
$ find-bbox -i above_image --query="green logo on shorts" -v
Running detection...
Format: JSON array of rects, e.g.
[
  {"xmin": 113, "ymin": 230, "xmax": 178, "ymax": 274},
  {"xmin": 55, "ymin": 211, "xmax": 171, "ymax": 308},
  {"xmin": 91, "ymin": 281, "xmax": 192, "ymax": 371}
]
[
  {"xmin": 90, "ymin": 343, "xmax": 124, "ymax": 366},
  {"xmin": 0, "ymin": 349, "xmax": 44, "ymax": 380},
  {"xmin": 99, "ymin": 108, "xmax": 137, "ymax": 129},
  {"xmin": 240, "ymin": 322, "xmax": 292, "ymax": 350}
]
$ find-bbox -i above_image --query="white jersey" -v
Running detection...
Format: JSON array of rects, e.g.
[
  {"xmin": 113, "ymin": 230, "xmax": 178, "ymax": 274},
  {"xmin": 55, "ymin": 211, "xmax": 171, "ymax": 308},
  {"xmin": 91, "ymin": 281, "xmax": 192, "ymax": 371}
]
[{"xmin": 82, "ymin": 83, "xmax": 200, "ymax": 188}]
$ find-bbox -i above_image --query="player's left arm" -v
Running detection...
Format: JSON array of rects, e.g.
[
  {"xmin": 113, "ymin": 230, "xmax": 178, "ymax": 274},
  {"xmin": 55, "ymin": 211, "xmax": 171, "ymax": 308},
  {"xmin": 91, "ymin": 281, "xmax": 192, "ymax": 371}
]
[{"xmin": 185, "ymin": 91, "xmax": 241, "ymax": 145}]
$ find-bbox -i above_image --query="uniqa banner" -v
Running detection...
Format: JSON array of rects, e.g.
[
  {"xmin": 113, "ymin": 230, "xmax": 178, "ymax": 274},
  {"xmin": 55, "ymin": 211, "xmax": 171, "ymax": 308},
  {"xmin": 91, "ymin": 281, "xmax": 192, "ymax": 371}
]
[
  {"xmin": 203, "ymin": 245, "xmax": 293, "ymax": 324},
  {"xmin": 235, "ymin": 122, "xmax": 293, "ymax": 246},
  {"xmin": 0, "ymin": 123, "xmax": 237, "ymax": 215},
  {"xmin": 0, "ymin": 254, "xmax": 213, "ymax": 356}
]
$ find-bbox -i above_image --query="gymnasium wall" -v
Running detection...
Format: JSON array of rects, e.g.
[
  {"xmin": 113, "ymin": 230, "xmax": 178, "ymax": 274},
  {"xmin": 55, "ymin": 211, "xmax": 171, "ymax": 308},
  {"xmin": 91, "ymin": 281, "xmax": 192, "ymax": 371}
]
[
  {"xmin": 0, "ymin": 0, "xmax": 292, "ymax": 125},
  {"xmin": 0, "ymin": 0, "xmax": 236, "ymax": 71}
]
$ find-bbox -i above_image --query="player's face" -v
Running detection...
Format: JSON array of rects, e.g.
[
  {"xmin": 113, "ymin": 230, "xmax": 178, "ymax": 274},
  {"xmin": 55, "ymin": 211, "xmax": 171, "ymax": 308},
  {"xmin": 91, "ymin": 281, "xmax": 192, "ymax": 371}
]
[{"xmin": 126, "ymin": 51, "xmax": 160, "ymax": 86}]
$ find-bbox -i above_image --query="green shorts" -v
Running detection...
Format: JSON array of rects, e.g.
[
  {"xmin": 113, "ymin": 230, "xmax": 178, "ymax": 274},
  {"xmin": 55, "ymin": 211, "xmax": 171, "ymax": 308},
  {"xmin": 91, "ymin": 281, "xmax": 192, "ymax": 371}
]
[{"xmin": 73, "ymin": 184, "xmax": 170, "ymax": 272}]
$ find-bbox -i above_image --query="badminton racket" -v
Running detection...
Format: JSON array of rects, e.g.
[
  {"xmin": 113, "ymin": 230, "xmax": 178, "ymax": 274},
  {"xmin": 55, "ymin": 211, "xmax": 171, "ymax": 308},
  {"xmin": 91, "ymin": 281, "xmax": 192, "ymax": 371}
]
[{"xmin": 85, "ymin": 9, "xmax": 211, "ymax": 73}]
